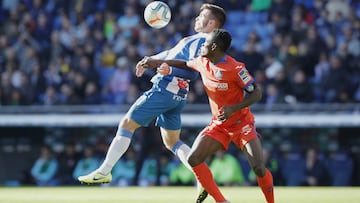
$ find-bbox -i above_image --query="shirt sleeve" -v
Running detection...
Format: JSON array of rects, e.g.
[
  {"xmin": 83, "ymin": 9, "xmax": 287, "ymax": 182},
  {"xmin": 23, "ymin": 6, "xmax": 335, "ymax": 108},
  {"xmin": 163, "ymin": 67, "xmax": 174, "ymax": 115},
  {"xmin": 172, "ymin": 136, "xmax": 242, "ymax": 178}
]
[
  {"xmin": 151, "ymin": 50, "xmax": 170, "ymax": 60},
  {"xmin": 236, "ymin": 66, "xmax": 255, "ymax": 91},
  {"xmin": 186, "ymin": 57, "xmax": 201, "ymax": 72}
]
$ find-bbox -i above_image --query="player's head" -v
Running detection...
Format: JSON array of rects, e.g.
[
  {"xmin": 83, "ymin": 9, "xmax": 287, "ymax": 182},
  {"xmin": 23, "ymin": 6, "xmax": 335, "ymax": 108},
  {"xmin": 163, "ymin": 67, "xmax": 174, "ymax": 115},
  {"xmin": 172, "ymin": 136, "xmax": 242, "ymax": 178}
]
[
  {"xmin": 194, "ymin": 4, "xmax": 226, "ymax": 33},
  {"xmin": 200, "ymin": 29, "xmax": 232, "ymax": 58}
]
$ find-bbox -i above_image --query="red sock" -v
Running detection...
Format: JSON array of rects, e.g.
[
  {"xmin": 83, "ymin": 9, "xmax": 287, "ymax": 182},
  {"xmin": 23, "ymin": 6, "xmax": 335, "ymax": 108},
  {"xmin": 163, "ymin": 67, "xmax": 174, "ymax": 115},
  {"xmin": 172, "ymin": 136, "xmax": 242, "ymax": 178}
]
[
  {"xmin": 257, "ymin": 169, "xmax": 274, "ymax": 203},
  {"xmin": 192, "ymin": 163, "xmax": 226, "ymax": 202}
]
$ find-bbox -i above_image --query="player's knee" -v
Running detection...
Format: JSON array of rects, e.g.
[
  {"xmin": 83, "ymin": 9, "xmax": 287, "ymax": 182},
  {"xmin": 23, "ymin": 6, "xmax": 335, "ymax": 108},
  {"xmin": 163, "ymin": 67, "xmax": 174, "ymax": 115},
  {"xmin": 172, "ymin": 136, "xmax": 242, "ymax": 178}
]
[
  {"xmin": 163, "ymin": 141, "xmax": 173, "ymax": 151},
  {"xmin": 187, "ymin": 154, "xmax": 204, "ymax": 167},
  {"xmin": 252, "ymin": 164, "xmax": 266, "ymax": 177},
  {"xmin": 160, "ymin": 130, "xmax": 181, "ymax": 151},
  {"xmin": 163, "ymin": 139, "xmax": 177, "ymax": 149},
  {"xmin": 119, "ymin": 117, "xmax": 139, "ymax": 131}
]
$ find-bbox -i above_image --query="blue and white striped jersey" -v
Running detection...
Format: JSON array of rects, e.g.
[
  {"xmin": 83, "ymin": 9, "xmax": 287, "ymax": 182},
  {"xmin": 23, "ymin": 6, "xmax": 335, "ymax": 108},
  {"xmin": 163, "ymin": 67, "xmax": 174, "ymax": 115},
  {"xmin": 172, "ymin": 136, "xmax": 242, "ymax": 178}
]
[{"xmin": 150, "ymin": 32, "xmax": 207, "ymax": 96}]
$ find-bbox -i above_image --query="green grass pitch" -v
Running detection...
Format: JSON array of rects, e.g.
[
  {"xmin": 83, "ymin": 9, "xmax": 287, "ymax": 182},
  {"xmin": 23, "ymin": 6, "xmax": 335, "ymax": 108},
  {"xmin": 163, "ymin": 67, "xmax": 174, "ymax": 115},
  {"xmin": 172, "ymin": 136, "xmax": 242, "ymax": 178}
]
[{"xmin": 0, "ymin": 186, "xmax": 359, "ymax": 203}]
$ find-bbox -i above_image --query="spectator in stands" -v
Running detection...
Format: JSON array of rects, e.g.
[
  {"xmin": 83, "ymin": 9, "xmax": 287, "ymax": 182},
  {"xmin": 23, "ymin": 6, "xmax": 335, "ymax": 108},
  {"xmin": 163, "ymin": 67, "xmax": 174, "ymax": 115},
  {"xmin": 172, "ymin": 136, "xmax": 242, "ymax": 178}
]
[
  {"xmin": 210, "ymin": 151, "xmax": 248, "ymax": 186},
  {"xmin": 245, "ymin": 31, "xmax": 264, "ymax": 53},
  {"xmin": 33, "ymin": 12, "xmax": 51, "ymax": 62},
  {"xmin": 103, "ymin": 11, "xmax": 117, "ymax": 41},
  {"xmin": 339, "ymin": 25, "xmax": 359, "ymax": 56},
  {"xmin": 272, "ymin": 70, "xmax": 291, "ymax": 97},
  {"xmin": 300, "ymin": 25, "xmax": 327, "ymax": 77},
  {"xmin": 238, "ymin": 36, "xmax": 264, "ymax": 74},
  {"xmin": 132, "ymin": 123, "xmax": 163, "ymax": 186},
  {"xmin": 77, "ymin": 56, "xmax": 99, "ymax": 86},
  {"xmin": 44, "ymin": 61, "xmax": 62, "ymax": 89},
  {"xmin": 8, "ymin": 88, "xmax": 24, "ymax": 105},
  {"xmin": 313, "ymin": 51, "xmax": 330, "ymax": 84},
  {"xmin": 106, "ymin": 56, "xmax": 132, "ymax": 104},
  {"xmin": 83, "ymin": 81, "xmax": 102, "ymax": 105},
  {"xmin": 29, "ymin": 63, "xmax": 46, "ymax": 104},
  {"xmin": 111, "ymin": 147, "xmax": 136, "ymax": 187},
  {"xmin": 73, "ymin": 145, "xmax": 99, "ymax": 182},
  {"xmin": 71, "ymin": 70, "xmax": 87, "ymax": 101},
  {"xmin": 318, "ymin": 54, "xmax": 348, "ymax": 102},
  {"xmin": 354, "ymin": 84, "xmax": 360, "ymax": 102},
  {"xmin": 264, "ymin": 82, "xmax": 286, "ymax": 110},
  {"xmin": 158, "ymin": 153, "xmax": 177, "ymax": 186},
  {"xmin": 288, "ymin": 69, "xmax": 313, "ymax": 103},
  {"xmin": 124, "ymin": 83, "xmax": 140, "ymax": 104},
  {"xmin": 58, "ymin": 15, "xmax": 75, "ymax": 52},
  {"xmin": 264, "ymin": 51, "xmax": 284, "ymax": 80},
  {"xmin": 326, "ymin": 0, "xmax": 351, "ymax": 23},
  {"xmin": 0, "ymin": 0, "xmax": 358, "ymax": 107},
  {"xmin": 49, "ymin": 31, "xmax": 65, "ymax": 63},
  {"xmin": 117, "ymin": 5, "xmax": 140, "ymax": 39},
  {"xmin": 55, "ymin": 143, "xmax": 80, "ymax": 185},
  {"xmin": 59, "ymin": 83, "xmax": 82, "ymax": 105},
  {"xmin": 30, "ymin": 145, "xmax": 58, "ymax": 186},
  {"xmin": 169, "ymin": 160, "xmax": 195, "ymax": 186},
  {"xmin": 40, "ymin": 85, "xmax": 61, "ymax": 105},
  {"xmin": 303, "ymin": 147, "xmax": 329, "ymax": 186},
  {"xmin": 17, "ymin": 71, "xmax": 35, "ymax": 105},
  {"xmin": 138, "ymin": 152, "xmax": 158, "ymax": 187}
]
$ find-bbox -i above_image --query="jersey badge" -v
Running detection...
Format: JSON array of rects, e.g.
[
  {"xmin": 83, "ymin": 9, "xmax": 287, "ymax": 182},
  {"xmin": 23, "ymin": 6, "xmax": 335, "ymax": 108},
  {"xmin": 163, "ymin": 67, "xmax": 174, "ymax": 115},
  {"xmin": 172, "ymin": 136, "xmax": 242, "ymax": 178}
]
[{"xmin": 214, "ymin": 70, "xmax": 223, "ymax": 80}]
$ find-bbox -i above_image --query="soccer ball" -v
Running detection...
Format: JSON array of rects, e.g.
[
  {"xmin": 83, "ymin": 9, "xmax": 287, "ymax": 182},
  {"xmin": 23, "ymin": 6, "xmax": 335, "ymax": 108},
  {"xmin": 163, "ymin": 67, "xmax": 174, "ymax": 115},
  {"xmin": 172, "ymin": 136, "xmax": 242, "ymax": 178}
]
[{"xmin": 144, "ymin": 1, "xmax": 171, "ymax": 29}]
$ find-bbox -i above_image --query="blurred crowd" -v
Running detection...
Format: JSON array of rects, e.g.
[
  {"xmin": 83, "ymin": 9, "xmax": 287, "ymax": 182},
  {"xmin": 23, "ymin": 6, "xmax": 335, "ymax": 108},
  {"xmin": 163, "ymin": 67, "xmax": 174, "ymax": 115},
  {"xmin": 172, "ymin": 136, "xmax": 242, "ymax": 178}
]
[
  {"xmin": 26, "ymin": 139, "xmax": 354, "ymax": 187},
  {"xmin": 14, "ymin": 125, "xmax": 353, "ymax": 187},
  {"xmin": 0, "ymin": 0, "xmax": 359, "ymax": 107}
]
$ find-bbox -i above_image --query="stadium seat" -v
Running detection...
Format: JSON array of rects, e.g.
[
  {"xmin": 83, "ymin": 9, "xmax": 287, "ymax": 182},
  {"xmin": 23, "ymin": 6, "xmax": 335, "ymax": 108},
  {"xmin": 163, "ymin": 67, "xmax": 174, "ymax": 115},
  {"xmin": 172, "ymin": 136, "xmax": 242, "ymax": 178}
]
[
  {"xmin": 280, "ymin": 151, "xmax": 306, "ymax": 186},
  {"xmin": 326, "ymin": 151, "xmax": 354, "ymax": 186},
  {"xmin": 227, "ymin": 11, "xmax": 245, "ymax": 25}
]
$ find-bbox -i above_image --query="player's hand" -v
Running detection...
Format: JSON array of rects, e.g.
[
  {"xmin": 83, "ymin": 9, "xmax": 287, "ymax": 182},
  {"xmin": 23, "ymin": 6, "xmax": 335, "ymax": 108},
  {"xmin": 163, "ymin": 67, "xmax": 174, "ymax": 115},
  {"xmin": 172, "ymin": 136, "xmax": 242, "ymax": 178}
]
[
  {"xmin": 135, "ymin": 59, "xmax": 146, "ymax": 77},
  {"xmin": 157, "ymin": 63, "xmax": 171, "ymax": 75},
  {"xmin": 140, "ymin": 56, "xmax": 162, "ymax": 69},
  {"xmin": 217, "ymin": 106, "xmax": 234, "ymax": 122}
]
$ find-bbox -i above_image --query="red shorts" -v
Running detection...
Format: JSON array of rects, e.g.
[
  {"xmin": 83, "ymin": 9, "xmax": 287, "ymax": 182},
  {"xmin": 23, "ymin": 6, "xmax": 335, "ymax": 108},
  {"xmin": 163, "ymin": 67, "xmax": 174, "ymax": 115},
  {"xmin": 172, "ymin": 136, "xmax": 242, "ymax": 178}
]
[{"xmin": 201, "ymin": 119, "xmax": 260, "ymax": 150}]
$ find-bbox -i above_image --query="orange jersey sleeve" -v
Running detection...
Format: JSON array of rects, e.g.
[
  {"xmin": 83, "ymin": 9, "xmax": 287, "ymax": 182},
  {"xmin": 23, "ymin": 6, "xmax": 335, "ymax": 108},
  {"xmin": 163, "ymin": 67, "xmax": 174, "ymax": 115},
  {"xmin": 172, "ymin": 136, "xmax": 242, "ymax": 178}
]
[{"xmin": 188, "ymin": 55, "xmax": 255, "ymax": 123}]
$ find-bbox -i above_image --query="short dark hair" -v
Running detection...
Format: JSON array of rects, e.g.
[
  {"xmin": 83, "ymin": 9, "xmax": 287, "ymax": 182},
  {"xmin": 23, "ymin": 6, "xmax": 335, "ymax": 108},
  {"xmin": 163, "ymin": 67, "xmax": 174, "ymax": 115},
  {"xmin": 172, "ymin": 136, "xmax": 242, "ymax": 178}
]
[
  {"xmin": 200, "ymin": 4, "xmax": 226, "ymax": 28},
  {"xmin": 212, "ymin": 29, "xmax": 232, "ymax": 52}
]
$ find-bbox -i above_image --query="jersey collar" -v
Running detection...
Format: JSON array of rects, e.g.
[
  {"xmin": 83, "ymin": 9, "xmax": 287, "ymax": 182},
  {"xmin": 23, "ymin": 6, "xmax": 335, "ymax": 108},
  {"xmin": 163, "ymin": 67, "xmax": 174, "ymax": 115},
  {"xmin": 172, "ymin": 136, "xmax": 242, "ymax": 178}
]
[{"xmin": 214, "ymin": 54, "xmax": 227, "ymax": 65}]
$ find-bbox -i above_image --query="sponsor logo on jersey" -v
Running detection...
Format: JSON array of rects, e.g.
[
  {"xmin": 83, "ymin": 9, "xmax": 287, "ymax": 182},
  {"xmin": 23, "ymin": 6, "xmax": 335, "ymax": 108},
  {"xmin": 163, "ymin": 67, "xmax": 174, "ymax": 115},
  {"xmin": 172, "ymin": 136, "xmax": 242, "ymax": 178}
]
[
  {"xmin": 203, "ymin": 78, "xmax": 228, "ymax": 90},
  {"xmin": 242, "ymin": 124, "xmax": 252, "ymax": 135},
  {"xmin": 176, "ymin": 78, "xmax": 189, "ymax": 89},
  {"xmin": 238, "ymin": 68, "xmax": 251, "ymax": 83}
]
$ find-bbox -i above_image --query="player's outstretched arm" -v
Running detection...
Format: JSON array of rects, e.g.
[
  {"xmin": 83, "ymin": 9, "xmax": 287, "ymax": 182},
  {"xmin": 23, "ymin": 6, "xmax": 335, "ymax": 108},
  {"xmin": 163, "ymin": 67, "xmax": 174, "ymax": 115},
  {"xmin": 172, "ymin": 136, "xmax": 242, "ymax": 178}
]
[
  {"xmin": 140, "ymin": 57, "xmax": 192, "ymax": 73},
  {"xmin": 141, "ymin": 57, "xmax": 188, "ymax": 69}
]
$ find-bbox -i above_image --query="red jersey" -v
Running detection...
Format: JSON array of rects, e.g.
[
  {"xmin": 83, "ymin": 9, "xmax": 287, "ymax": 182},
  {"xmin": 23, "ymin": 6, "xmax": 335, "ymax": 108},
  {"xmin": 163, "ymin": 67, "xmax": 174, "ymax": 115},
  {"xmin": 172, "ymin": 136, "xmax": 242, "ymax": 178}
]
[{"xmin": 187, "ymin": 55, "xmax": 255, "ymax": 125}]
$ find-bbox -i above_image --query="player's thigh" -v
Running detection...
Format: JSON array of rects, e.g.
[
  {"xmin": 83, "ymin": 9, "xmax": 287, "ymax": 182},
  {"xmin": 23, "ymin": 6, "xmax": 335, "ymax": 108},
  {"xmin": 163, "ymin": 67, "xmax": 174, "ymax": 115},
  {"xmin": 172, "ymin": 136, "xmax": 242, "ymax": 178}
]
[
  {"xmin": 189, "ymin": 133, "xmax": 223, "ymax": 166},
  {"xmin": 156, "ymin": 99, "xmax": 186, "ymax": 130},
  {"xmin": 126, "ymin": 90, "xmax": 175, "ymax": 127}
]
